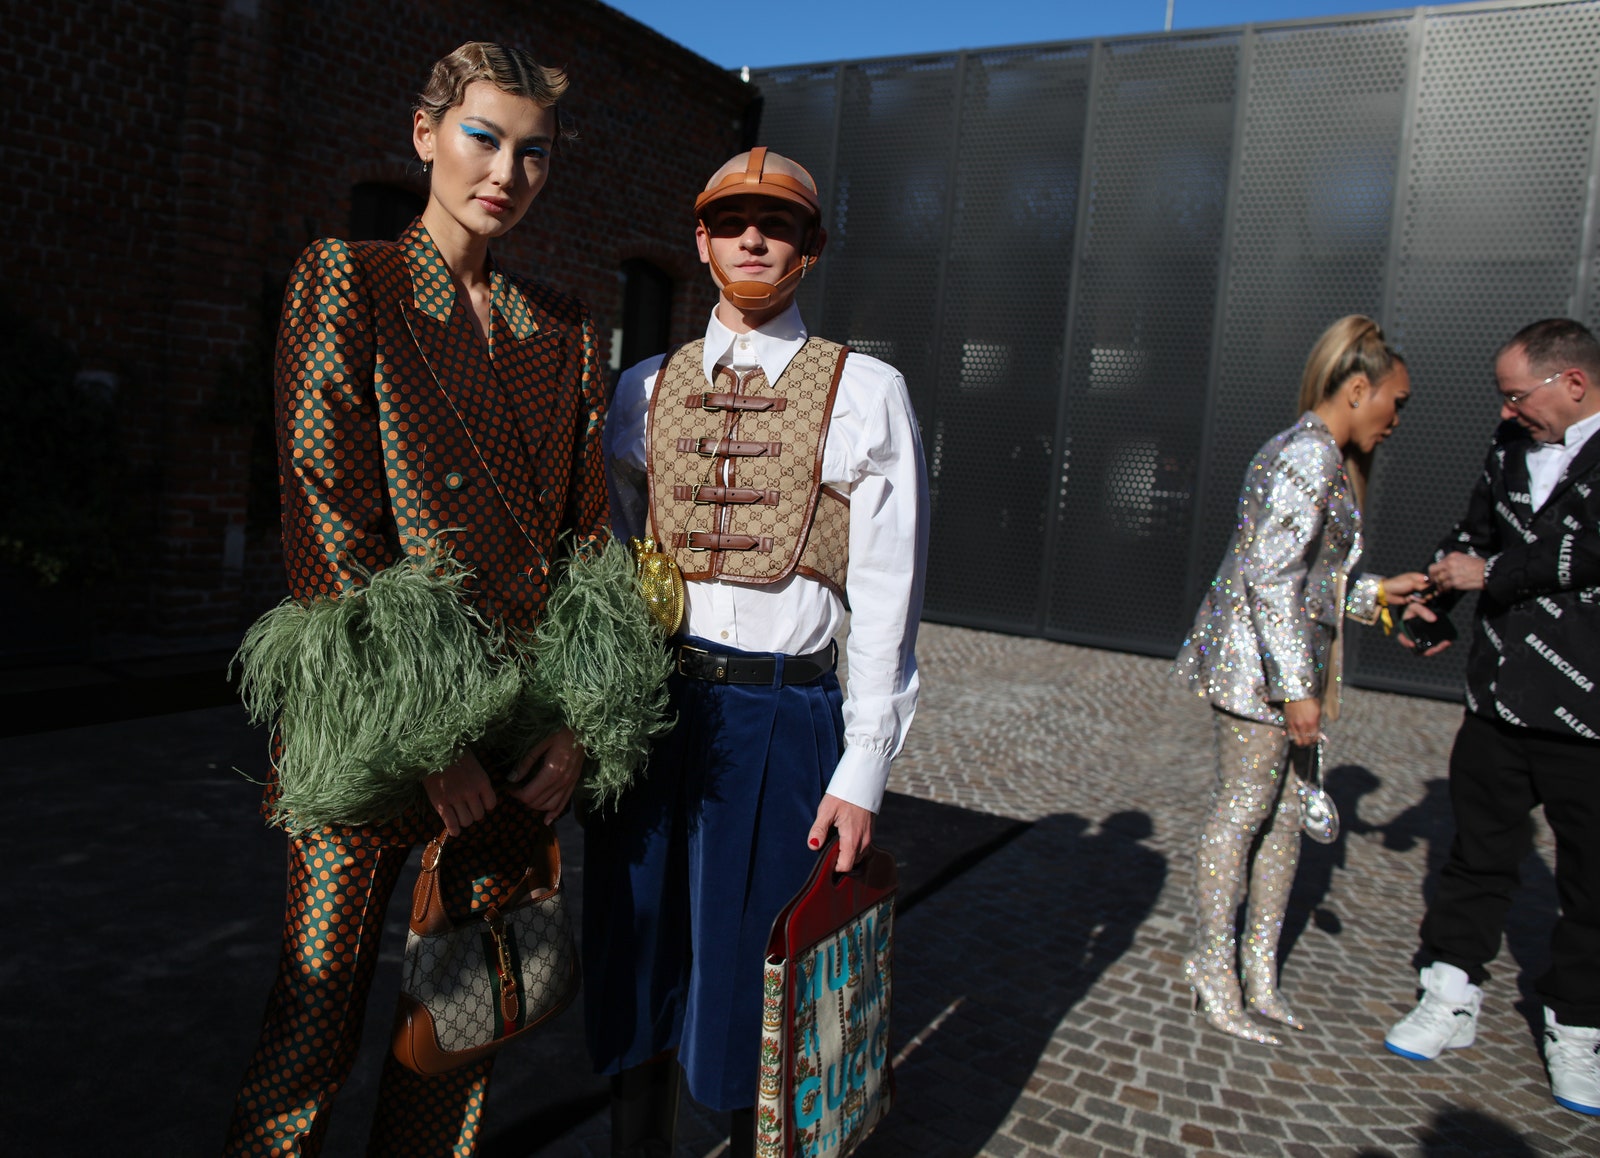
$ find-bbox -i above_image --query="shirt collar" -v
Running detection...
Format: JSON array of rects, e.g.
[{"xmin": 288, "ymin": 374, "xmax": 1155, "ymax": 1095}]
[
  {"xmin": 702, "ymin": 302, "xmax": 808, "ymax": 386},
  {"xmin": 1299, "ymin": 410, "xmax": 1337, "ymax": 443},
  {"xmin": 1534, "ymin": 407, "xmax": 1600, "ymax": 454}
]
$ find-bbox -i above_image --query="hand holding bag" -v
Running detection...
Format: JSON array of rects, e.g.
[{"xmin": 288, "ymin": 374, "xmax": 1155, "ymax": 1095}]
[
  {"xmin": 756, "ymin": 838, "xmax": 898, "ymax": 1158},
  {"xmin": 392, "ymin": 824, "xmax": 579, "ymax": 1075},
  {"xmin": 1290, "ymin": 741, "xmax": 1340, "ymax": 845}
]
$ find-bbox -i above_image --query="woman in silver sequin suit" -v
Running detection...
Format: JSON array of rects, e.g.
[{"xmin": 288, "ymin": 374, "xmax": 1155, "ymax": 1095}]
[{"xmin": 1173, "ymin": 316, "xmax": 1430, "ymax": 1045}]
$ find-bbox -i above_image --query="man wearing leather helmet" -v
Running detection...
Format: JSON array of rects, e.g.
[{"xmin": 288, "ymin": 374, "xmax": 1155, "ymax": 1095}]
[{"xmin": 583, "ymin": 148, "xmax": 929, "ymax": 1157}]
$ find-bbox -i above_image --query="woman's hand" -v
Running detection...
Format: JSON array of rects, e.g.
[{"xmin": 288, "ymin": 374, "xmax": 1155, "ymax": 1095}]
[
  {"xmin": 424, "ymin": 748, "xmax": 499, "ymax": 836},
  {"xmin": 1380, "ymin": 571, "xmax": 1431, "ymax": 602},
  {"xmin": 507, "ymin": 727, "xmax": 586, "ymax": 824},
  {"xmin": 1283, "ymin": 698, "xmax": 1322, "ymax": 747}
]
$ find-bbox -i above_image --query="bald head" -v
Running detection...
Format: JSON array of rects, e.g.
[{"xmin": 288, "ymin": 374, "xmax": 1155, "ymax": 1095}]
[{"xmin": 694, "ymin": 147, "xmax": 822, "ymax": 222}]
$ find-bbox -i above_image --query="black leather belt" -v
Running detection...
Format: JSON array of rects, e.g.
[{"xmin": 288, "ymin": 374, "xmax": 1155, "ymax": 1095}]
[{"xmin": 674, "ymin": 641, "xmax": 837, "ymax": 685}]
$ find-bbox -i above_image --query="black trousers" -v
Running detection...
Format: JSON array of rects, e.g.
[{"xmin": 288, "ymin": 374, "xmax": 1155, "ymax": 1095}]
[{"xmin": 1418, "ymin": 711, "xmax": 1600, "ymax": 1027}]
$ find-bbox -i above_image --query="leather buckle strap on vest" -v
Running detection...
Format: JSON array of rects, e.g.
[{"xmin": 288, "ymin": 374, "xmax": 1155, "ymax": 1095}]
[
  {"xmin": 674, "ymin": 484, "xmax": 781, "ymax": 506},
  {"xmin": 689, "ymin": 392, "xmax": 788, "ymax": 413},
  {"xmin": 678, "ymin": 436, "xmax": 782, "ymax": 457},
  {"xmin": 678, "ymin": 531, "xmax": 774, "ymax": 553},
  {"xmin": 675, "ymin": 640, "xmax": 838, "ymax": 685}
]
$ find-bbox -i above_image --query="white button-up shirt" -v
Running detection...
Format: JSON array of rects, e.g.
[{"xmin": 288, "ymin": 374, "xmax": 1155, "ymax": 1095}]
[
  {"xmin": 1527, "ymin": 409, "xmax": 1600, "ymax": 510},
  {"xmin": 605, "ymin": 304, "xmax": 928, "ymax": 812}
]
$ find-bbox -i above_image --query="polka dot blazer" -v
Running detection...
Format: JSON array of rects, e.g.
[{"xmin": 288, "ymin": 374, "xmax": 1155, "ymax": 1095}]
[{"xmin": 273, "ymin": 218, "xmax": 609, "ymax": 637}]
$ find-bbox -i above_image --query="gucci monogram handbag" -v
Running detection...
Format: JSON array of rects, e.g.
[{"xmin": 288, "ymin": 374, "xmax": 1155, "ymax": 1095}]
[
  {"xmin": 392, "ymin": 825, "xmax": 579, "ymax": 1075},
  {"xmin": 756, "ymin": 839, "xmax": 898, "ymax": 1158}
]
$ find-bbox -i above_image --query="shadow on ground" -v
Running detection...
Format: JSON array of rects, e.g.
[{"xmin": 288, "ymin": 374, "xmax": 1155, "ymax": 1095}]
[
  {"xmin": 1279, "ymin": 764, "xmax": 1559, "ymax": 1041},
  {"xmin": 1, "ymin": 706, "xmax": 1040, "ymax": 1156},
  {"xmin": 850, "ymin": 811, "xmax": 1168, "ymax": 1158},
  {"xmin": 1408, "ymin": 1106, "xmax": 1540, "ymax": 1157}
]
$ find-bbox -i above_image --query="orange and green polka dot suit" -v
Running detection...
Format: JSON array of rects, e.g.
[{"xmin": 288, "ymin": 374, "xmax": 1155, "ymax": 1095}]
[{"xmin": 224, "ymin": 220, "xmax": 608, "ymax": 1157}]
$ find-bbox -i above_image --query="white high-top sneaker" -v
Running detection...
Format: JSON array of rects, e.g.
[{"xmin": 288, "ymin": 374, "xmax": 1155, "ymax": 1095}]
[
  {"xmin": 1384, "ymin": 962, "xmax": 1482, "ymax": 1060},
  {"xmin": 1544, "ymin": 1007, "xmax": 1600, "ymax": 1116}
]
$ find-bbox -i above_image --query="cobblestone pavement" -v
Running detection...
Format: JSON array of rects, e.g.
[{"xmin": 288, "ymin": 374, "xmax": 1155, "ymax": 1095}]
[
  {"xmin": 9, "ymin": 623, "xmax": 1592, "ymax": 1155},
  {"xmin": 555, "ymin": 623, "xmax": 1594, "ymax": 1158}
]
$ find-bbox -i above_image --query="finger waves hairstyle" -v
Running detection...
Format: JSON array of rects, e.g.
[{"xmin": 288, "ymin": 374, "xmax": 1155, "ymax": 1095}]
[
  {"xmin": 416, "ymin": 42, "xmax": 573, "ymax": 139},
  {"xmin": 1297, "ymin": 315, "xmax": 1405, "ymax": 504}
]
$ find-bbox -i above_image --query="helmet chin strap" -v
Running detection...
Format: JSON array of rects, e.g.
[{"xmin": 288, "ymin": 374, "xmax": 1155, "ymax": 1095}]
[
  {"xmin": 707, "ymin": 252, "xmax": 813, "ymax": 311},
  {"xmin": 702, "ymin": 220, "xmax": 821, "ymax": 313}
]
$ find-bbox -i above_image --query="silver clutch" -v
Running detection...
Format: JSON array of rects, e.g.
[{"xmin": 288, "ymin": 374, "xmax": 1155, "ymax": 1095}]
[{"xmin": 1291, "ymin": 741, "xmax": 1340, "ymax": 845}]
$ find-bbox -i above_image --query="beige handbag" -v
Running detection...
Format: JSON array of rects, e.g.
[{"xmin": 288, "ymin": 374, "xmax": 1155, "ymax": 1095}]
[{"xmin": 392, "ymin": 825, "xmax": 578, "ymax": 1075}]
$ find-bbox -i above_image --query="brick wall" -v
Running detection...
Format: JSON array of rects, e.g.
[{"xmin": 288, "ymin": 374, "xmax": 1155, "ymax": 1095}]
[{"xmin": 2, "ymin": 0, "xmax": 751, "ymax": 656}]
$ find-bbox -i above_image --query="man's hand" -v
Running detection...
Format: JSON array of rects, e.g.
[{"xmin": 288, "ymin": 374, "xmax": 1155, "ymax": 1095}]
[
  {"xmin": 508, "ymin": 727, "xmax": 586, "ymax": 824},
  {"xmin": 1398, "ymin": 601, "xmax": 1454, "ymax": 657},
  {"xmin": 1429, "ymin": 552, "xmax": 1487, "ymax": 593},
  {"xmin": 1282, "ymin": 698, "xmax": 1321, "ymax": 747},
  {"xmin": 425, "ymin": 748, "xmax": 498, "ymax": 836},
  {"xmin": 807, "ymin": 794, "xmax": 875, "ymax": 873}
]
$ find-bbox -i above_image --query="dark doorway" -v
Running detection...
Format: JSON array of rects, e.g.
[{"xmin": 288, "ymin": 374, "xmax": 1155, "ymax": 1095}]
[{"xmin": 617, "ymin": 258, "xmax": 674, "ymax": 371}]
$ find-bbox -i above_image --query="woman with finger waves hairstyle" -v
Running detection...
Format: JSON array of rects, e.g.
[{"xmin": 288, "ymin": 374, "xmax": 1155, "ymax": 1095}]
[
  {"xmin": 1173, "ymin": 316, "xmax": 1430, "ymax": 1046},
  {"xmin": 223, "ymin": 43, "xmax": 668, "ymax": 1155}
]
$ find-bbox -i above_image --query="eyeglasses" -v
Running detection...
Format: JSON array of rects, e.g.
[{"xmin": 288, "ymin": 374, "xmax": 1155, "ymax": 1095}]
[{"xmin": 1499, "ymin": 369, "xmax": 1566, "ymax": 410}]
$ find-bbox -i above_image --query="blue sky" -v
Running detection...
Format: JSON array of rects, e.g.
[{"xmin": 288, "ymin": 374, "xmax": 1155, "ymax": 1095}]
[{"xmin": 604, "ymin": 0, "xmax": 1478, "ymax": 68}]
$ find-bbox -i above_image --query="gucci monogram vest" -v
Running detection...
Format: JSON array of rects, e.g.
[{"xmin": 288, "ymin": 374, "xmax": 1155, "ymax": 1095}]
[{"xmin": 646, "ymin": 337, "xmax": 850, "ymax": 596}]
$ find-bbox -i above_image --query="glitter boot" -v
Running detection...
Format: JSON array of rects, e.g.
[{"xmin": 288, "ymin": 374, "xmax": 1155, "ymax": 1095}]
[
  {"xmin": 1240, "ymin": 783, "xmax": 1306, "ymax": 1029},
  {"xmin": 1187, "ymin": 712, "xmax": 1292, "ymax": 1047}
]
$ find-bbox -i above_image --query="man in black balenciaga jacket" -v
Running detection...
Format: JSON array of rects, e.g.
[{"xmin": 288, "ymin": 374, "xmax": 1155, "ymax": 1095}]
[{"xmin": 1382, "ymin": 319, "xmax": 1600, "ymax": 1118}]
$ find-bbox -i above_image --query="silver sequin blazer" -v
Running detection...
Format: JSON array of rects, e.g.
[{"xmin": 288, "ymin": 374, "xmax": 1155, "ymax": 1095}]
[{"xmin": 1174, "ymin": 412, "xmax": 1382, "ymax": 725}]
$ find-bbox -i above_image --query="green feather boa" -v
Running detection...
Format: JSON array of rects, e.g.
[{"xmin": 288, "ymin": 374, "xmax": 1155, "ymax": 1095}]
[
  {"xmin": 485, "ymin": 536, "xmax": 675, "ymax": 811},
  {"xmin": 235, "ymin": 536, "xmax": 670, "ymax": 832}
]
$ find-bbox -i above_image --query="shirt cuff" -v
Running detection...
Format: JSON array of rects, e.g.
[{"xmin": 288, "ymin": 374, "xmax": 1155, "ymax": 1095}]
[
  {"xmin": 1481, "ymin": 553, "xmax": 1499, "ymax": 590},
  {"xmin": 824, "ymin": 744, "xmax": 894, "ymax": 813},
  {"xmin": 1344, "ymin": 575, "xmax": 1383, "ymax": 626}
]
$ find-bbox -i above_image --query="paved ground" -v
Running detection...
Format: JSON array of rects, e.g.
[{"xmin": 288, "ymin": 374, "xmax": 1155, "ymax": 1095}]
[{"xmin": 5, "ymin": 623, "xmax": 1595, "ymax": 1155}]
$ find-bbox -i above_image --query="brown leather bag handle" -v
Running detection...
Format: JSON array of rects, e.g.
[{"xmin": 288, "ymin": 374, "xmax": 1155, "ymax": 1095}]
[{"xmin": 409, "ymin": 826, "xmax": 562, "ymax": 938}]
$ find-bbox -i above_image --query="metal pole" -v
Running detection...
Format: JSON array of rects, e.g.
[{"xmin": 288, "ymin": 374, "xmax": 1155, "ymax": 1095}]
[
  {"xmin": 1037, "ymin": 42, "xmax": 1103, "ymax": 635},
  {"xmin": 1180, "ymin": 27, "xmax": 1253, "ymax": 628},
  {"xmin": 1165, "ymin": 0, "xmax": 1174, "ymax": 31}
]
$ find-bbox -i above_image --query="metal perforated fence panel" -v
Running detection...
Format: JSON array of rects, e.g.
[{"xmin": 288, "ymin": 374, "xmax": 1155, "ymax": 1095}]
[
  {"xmin": 752, "ymin": 0, "xmax": 1600, "ymax": 700},
  {"xmin": 1198, "ymin": 16, "xmax": 1419, "ymax": 683},
  {"xmin": 748, "ymin": 64, "xmax": 841, "ymax": 325},
  {"xmin": 1046, "ymin": 33, "xmax": 1241, "ymax": 650},
  {"xmin": 929, "ymin": 46, "xmax": 1092, "ymax": 628},
  {"xmin": 1357, "ymin": 1, "xmax": 1600, "ymax": 694}
]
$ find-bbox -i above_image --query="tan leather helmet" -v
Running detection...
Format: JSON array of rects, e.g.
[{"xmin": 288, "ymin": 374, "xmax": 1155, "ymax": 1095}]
[{"xmin": 695, "ymin": 147, "xmax": 825, "ymax": 312}]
